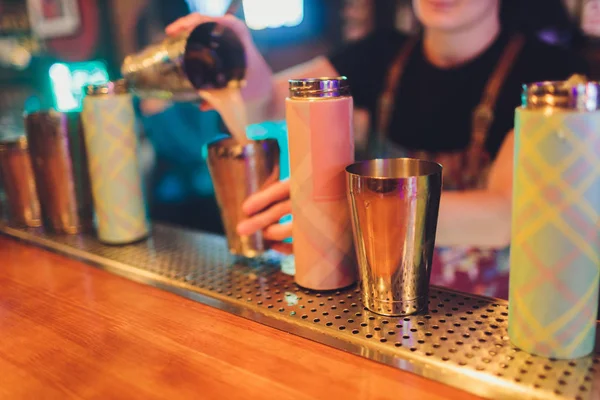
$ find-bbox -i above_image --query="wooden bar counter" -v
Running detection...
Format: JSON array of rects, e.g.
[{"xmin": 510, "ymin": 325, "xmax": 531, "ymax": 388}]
[{"xmin": 0, "ymin": 236, "xmax": 479, "ymax": 400}]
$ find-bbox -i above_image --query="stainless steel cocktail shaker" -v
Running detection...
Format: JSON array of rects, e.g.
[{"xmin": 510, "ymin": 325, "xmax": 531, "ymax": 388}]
[
  {"xmin": 121, "ymin": 22, "xmax": 246, "ymax": 101},
  {"xmin": 346, "ymin": 158, "xmax": 443, "ymax": 316}
]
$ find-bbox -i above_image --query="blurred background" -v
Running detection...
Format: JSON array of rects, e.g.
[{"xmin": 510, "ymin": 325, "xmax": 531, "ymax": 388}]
[
  {"xmin": 3, "ymin": 0, "xmax": 598, "ymax": 138},
  {"xmin": 0, "ymin": 0, "xmax": 599, "ymax": 232}
]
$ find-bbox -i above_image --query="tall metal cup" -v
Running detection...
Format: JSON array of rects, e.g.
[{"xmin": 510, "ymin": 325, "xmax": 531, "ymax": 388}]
[
  {"xmin": 0, "ymin": 136, "xmax": 42, "ymax": 228},
  {"xmin": 206, "ymin": 137, "xmax": 280, "ymax": 258},
  {"xmin": 346, "ymin": 158, "xmax": 442, "ymax": 316},
  {"xmin": 24, "ymin": 110, "xmax": 93, "ymax": 234},
  {"xmin": 509, "ymin": 78, "xmax": 600, "ymax": 359}
]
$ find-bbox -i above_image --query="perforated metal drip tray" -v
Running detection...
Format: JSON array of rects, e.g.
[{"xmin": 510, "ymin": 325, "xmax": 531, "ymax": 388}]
[{"xmin": 1, "ymin": 224, "xmax": 599, "ymax": 400}]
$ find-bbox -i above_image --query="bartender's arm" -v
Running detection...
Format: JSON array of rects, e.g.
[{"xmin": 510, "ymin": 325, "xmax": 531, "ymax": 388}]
[
  {"xmin": 228, "ymin": 25, "xmax": 515, "ymax": 249},
  {"xmin": 436, "ymin": 131, "xmax": 513, "ymax": 248},
  {"xmin": 168, "ymin": 13, "xmax": 514, "ymax": 249},
  {"xmin": 165, "ymin": 13, "xmax": 338, "ymax": 120},
  {"xmin": 236, "ymin": 61, "xmax": 515, "ymax": 247},
  {"xmin": 236, "ymin": 131, "xmax": 514, "ymax": 251}
]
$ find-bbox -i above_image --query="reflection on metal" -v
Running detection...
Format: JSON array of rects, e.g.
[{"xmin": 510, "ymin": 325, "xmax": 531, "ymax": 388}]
[
  {"xmin": 206, "ymin": 137, "xmax": 280, "ymax": 258},
  {"xmin": 0, "ymin": 223, "xmax": 598, "ymax": 400},
  {"xmin": 0, "ymin": 138, "xmax": 42, "ymax": 228},
  {"xmin": 346, "ymin": 158, "xmax": 442, "ymax": 316}
]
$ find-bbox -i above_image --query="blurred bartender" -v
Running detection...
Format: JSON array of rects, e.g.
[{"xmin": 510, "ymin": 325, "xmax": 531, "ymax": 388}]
[
  {"xmin": 135, "ymin": 0, "xmax": 223, "ymax": 234},
  {"xmin": 167, "ymin": 0, "xmax": 587, "ymax": 298}
]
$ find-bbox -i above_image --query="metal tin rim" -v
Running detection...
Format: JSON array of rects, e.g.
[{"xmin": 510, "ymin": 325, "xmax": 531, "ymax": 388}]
[
  {"xmin": 85, "ymin": 79, "xmax": 130, "ymax": 96},
  {"xmin": 206, "ymin": 136, "xmax": 278, "ymax": 158},
  {"xmin": 289, "ymin": 77, "xmax": 350, "ymax": 98},
  {"xmin": 0, "ymin": 136, "xmax": 28, "ymax": 151},
  {"xmin": 522, "ymin": 78, "xmax": 600, "ymax": 111},
  {"xmin": 23, "ymin": 109, "xmax": 63, "ymax": 121},
  {"xmin": 206, "ymin": 136, "xmax": 277, "ymax": 150},
  {"xmin": 345, "ymin": 158, "xmax": 443, "ymax": 180}
]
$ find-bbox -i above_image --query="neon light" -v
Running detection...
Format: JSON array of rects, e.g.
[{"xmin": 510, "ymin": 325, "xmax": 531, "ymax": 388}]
[
  {"xmin": 185, "ymin": 0, "xmax": 304, "ymax": 30},
  {"xmin": 49, "ymin": 61, "xmax": 109, "ymax": 112},
  {"xmin": 185, "ymin": 0, "xmax": 230, "ymax": 16},
  {"xmin": 242, "ymin": 0, "xmax": 304, "ymax": 30}
]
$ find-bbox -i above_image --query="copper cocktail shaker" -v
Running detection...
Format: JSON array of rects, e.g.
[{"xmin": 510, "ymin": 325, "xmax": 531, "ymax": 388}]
[
  {"xmin": 24, "ymin": 110, "xmax": 93, "ymax": 234},
  {"xmin": 0, "ymin": 136, "xmax": 42, "ymax": 228},
  {"xmin": 206, "ymin": 137, "xmax": 280, "ymax": 258}
]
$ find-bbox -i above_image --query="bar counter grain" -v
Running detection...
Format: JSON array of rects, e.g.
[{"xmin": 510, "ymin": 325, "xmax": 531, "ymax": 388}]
[{"xmin": 0, "ymin": 237, "xmax": 479, "ymax": 400}]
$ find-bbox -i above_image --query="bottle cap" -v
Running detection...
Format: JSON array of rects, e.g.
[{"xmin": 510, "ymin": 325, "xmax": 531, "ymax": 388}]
[
  {"xmin": 85, "ymin": 79, "xmax": 130, "ymax": 96},
  {"xmin": 522, "ymin": 75, "xmax": 600, "ymax": 111},
  {"xmin": 288, "ymin": 77, "xmax": 351, "ymax": 99},
  {"xmin": 0, "ymin": 135, "xmax": 28, "ymax": 152}
]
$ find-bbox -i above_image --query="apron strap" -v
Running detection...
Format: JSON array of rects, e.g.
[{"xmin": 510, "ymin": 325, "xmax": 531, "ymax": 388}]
[
  {"xmin": 466, "ymin": 34, "xmax": 525, "ymax": 187},
  {"xmin": 375, "ymin": 33, "xmax": 525, "ymax": 188},
  {"xmin": 376, "ymin": 36, "xmax": 418, "ymax": 140}
]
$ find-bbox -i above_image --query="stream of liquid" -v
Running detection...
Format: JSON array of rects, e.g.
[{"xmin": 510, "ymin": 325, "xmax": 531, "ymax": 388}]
[{"xmin": 198, "ymin": 86, "xmax": 250, "ymax": 145}]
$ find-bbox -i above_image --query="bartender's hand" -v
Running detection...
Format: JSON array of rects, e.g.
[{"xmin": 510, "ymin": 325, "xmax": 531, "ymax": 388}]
[
  {"xmin": 237, "ymin": 180, "xmax": 292, "ymax": 254},
  {"xmin": 165, "ymin": 13, "xmax": 274, "ymax": 114}
]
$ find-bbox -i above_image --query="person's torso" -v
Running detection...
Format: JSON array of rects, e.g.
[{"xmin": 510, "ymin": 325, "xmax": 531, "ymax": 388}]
[
  {"xmin": 386, "ymin": 31, "xmax": 515, "ymax": 161},
  {"xmin": 368, "ymin": 30, "xmax": 586, "ymax": 163},
  {"xmin": 360, "ymin": 30, "xmax": 587, "ymax": 299}
]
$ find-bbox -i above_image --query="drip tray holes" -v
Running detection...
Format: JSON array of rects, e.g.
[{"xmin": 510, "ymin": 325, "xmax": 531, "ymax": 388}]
[{"xmin": 1, "ymin": 224, "xmax": 595, "ymax": 400}]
